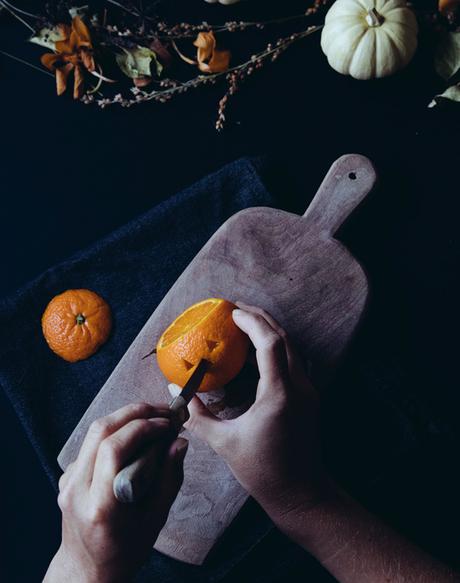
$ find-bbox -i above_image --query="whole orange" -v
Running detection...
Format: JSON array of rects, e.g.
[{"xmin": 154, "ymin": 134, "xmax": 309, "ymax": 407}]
[
  {"xmin": 42, "ymin": 289, "xmax": 112, "ymax": 362},
  {"xmin": 156, "ymin": 298, "xmax": 249, "ymax": 392}
]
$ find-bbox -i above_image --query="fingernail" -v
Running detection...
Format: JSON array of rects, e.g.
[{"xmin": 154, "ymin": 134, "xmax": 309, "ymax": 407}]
[
  {"xmin": 232, "ymin": 309, "xmax": 243, "ymax": 319},
  {"xmin": 175, "ymin": 440, "xmax": 189, "ymax": 462}
]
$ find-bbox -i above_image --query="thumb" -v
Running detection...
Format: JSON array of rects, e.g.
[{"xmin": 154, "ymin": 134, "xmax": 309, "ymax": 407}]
[{"xmin": 185, "ymin": 396, "xmax": 228, "ymax": 452}]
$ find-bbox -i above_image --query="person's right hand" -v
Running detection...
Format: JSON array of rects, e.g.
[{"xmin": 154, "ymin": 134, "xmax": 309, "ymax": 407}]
[
  {"xmin": 45, "ymin": 403, "xmax": 187, "ymax": 583},
  {"xmin": 185, "ymin": 304, "xmax": 329, "ymax": 521}
]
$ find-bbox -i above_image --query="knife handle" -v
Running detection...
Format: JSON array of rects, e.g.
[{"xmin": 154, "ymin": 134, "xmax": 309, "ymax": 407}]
[
  {"xmin": 113, "ymin": 358, "xmax": 207, "ymax": 504},
  {"xmin": 113, "ymin": 402, "xmax": 189, "ymax": 504}
]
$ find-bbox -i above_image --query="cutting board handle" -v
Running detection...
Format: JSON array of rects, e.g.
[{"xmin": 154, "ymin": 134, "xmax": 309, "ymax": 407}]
[{"xmin": 303, "ymin": 154, "xmax": 377, "ymax": 236}]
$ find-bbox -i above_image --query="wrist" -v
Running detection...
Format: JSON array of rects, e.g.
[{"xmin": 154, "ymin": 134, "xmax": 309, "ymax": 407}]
[
  {"xmin": 44, "ymin": 546, "xmax": 126, "ymax": 583},
  {"xmin": 254, "ymin": 475, "xmax": 338, "ymax": 535},
  {"xmin": 262, "ymin": 476, "xmax": 342, "ymax": 543},
  {"xmin": 267, "ymin": 480, "xmax": 364, "ymax": 565},
  {"xmin": 44, "ymin": 547, "xmax": 97, "ymax": 583}
]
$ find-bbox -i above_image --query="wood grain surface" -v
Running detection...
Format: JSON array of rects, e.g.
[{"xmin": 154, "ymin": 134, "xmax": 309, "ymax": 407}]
[{"xmin": 58, "ymin": 153, "xmax": 377, "ymax": 565}]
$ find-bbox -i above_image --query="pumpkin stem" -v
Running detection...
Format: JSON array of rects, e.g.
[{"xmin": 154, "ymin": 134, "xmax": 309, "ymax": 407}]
[
  {"xmin": 365, "ymin": 7, "xmax": 384, "ymax": 27},
  {"xmin": 76, "ymin": 313, "xmax": 86, "ymax": 325}
]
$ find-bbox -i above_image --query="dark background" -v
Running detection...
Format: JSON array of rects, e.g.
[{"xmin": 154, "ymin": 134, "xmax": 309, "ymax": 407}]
[{"xmin": 1, "ymin": 0, "xmax": 460, "ymax": 581}]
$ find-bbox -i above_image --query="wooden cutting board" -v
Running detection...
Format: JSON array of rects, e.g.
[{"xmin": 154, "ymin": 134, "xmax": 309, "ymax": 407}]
[{"xmin": 58, "ymin": 153, "xmax": 376, "ymax": 565}]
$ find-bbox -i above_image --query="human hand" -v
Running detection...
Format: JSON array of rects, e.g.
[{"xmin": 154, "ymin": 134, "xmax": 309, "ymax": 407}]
[
  {"xmin": 185, "ymin": 306, "xmax": 459, "ymax": 583},
  {"xmin": 44, "ymin": 403, "xmax": 188, "ymax": 583},
  {"xmin": 185, "ymin": 304, "xmax": 329, "ymax": 522}
]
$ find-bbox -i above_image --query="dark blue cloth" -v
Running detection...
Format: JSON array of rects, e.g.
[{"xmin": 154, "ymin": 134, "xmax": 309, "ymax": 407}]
[{"xmin": 0, "ymin": 157, "xmax": 274, "ymax": 486}]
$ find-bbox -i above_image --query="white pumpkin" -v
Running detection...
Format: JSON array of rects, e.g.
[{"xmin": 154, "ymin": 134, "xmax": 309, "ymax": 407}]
[{"xmin": 321, "ymin": 0, "xmax": 418, "ymax": 79}]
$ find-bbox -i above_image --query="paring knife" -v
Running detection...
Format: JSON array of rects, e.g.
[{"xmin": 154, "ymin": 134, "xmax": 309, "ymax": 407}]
[{"xmin": 113, "ymin": 358, "xmax": 209, "ymax": 504}]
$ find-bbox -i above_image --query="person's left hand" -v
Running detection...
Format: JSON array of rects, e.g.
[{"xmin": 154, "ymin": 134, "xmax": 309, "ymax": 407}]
[{"xmin": 44, "ymin": 402, "xmax": 188, "ymax": 583}]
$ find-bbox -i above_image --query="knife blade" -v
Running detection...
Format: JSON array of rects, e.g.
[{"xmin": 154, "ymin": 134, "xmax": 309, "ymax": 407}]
[{"xmin": 168, "ymin": 358, "xmax": 209, "ymax": 427}]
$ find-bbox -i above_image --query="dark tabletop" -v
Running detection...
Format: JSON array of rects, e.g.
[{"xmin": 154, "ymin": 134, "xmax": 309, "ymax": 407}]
[{"xmin": 1, "ymin": 0, "xmax": 460, "ymax": 581}]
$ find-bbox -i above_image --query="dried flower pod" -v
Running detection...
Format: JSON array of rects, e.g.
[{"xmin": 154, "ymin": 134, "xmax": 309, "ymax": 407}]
[
  {"xmin": 439, "ymin": 0, "xmax": 460, "ymax": 14},
  {"xmin": 438, "ymin": 0, "xmax": 460, "ymax": 25}
]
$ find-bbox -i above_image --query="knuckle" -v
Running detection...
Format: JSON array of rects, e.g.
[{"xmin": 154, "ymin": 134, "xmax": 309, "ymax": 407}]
[
  {"xmin": 89, "ymin": 418, "xmax": 112, "ymax": 440},
  {"xmin": 258, "ymin": 307, "xmax": 277, "ymax": 325},
  {"xmin": 127, "ymin": 402, "xmax": 152, "ymax": 416},
  {"xmin": 58, "ymin": 473, "xmax": 68, "ymax": 492},
  {"xmin": 99, "ymin": 437, "xmax": 122, "ymax": 465},
  {"xmin": 130, "ymin": 418, "xmax": 153, "ymax": 436},
  {"xmin": 86, "ymin": 505, "xmax": 106, "ymax": 526},
  {"xmin": 262, "ymin": 333, "xmax": 283, "ymax": 353},
  {"xmin": 250, "ymin": 306, "xmax": 264, "ymax": 317},
  {"xmin": 253, "ymin": 313, "xmax": 267, "ymax": 326},
  {"xmin": 277, "ymin": 328, "xmax": 288, "ymax": 341},
  {"xmin": 184, "ymin": 411, "xmax": 199, "ymax": 435},
  {"xmin": 57, "ymin": 487, "xmax": 73, "ymax": 513}
]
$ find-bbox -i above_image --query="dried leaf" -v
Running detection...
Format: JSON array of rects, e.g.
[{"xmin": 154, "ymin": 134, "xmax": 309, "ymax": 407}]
[
  {"xmin": 30, "ymin": 26, "xmax": 66, "ymax": 50},
  {"xmin": 39, "ymin": 16, "xmax": 96, "ymax": 98},
  {"xmin": 80, "ymin": 48, "xmax": 95, "ymax": 72},
  {"xmin": 428, "ymin": 82, "xmax": 460, "ymax": 107},
  {"xmin": 439, "ymin": 0, "xmax": 460, "ymax": 14},
  {"xmin": 116, "ymin": 46, "xmax": 163, "ymax": 81},
  {"xmin": 72, "ymin": 15, "xmax": 92, "ymax": 47},
  {"xmin": 73, "ymin": 65, "xmax": 85, "ymax": 98},
  {"xmin": 41, "ymin": 52, "xmax": 61, "ymax": 69},
  {"xmin": 55, "ymin": 62, "xmax": 73, "ymax": 96},
  {"xmin": 193, "ymin": 32, "xmax": 230, "ymax": 74},
  {"xmin": 150, "ymin": 38, "xmax": 173, "ymax": 69},
  {"xmin": 133, "ymin": 76, "xmax": 152, "ymax": 88},
  {"xmin": 435, "ymin": 32, "xmax": 460, "ymax": 80}
]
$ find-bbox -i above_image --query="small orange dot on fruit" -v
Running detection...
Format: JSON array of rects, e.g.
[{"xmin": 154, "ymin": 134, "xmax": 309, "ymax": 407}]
[{"xmin": 42, "ymin": 289, "xmax": 112, "ymax": 363}]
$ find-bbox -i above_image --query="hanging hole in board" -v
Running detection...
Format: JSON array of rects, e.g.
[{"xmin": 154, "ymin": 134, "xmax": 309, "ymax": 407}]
[{"xmin": 348, "ymin": 172, "xmax": 357, "ymax": 180}]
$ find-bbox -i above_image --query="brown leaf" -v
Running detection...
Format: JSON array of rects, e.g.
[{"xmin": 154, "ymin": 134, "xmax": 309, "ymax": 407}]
[
  {"xmin": 81, "ymin": 48, "xmax": 95, "ymax": 72},
  {"xmin": 72, "ymin": 16, "xmax": 92, "ymax": 47},
  {"xmin": 150, "ymin": 38, "xmax": 173, "ymax": 69},
  {"xmin": 73, "ymin": 64, "xmax": 85, "ymax": 99},
  {"xmin": 193, "ymin": 32, "xmax": 231, "ymax": 74},
  {"xmin": 439, "ymin": 0, "xmax": 460, "ymax": 14},
  {"xmin": 438, "ymin": 0, "xmax": 460, "ymax": 25},
  {"xmin": 133, "ymin": 75, "xmax": 152, "ymax": 87},
  {"xmin": 56, "ymin": 63, "xmax": 73, "ymax": 95},
  {"xmin": 40, "ymin": 16, "xmax": 96, "ymax": 98},
  {"xmin": 41, "ymin": 52, "xmax": 61, "ymax": 70}
]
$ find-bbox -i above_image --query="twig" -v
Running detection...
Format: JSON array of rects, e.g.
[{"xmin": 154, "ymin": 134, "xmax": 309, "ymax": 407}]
[
  {"xmin": 146, "ymin": 26, "xmax": 323, "ymax": 102},
  {"xmin": 0, "ymin": 0, "xmax": 36, "ymax": 31},
  {"xmin": 0, "ymin": 0, "xmax": 39, "ymax": 18},
  {"xmin": 90, "ymin": 24, "xmax": 323, "ymax": 115},
  {"xmin": 152, "ymin": 12, "xmax": 318, "ymax": 40},
  {"xmin": 105, "ymin": 0, "xmax": 141, "ymax": 18},
  {"xmin": 0, "ymin": 50, "xmax": 54, "ymax": 76}
]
